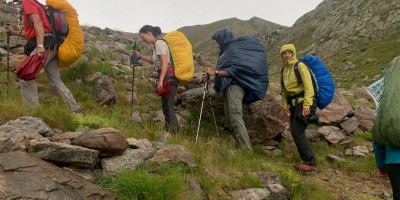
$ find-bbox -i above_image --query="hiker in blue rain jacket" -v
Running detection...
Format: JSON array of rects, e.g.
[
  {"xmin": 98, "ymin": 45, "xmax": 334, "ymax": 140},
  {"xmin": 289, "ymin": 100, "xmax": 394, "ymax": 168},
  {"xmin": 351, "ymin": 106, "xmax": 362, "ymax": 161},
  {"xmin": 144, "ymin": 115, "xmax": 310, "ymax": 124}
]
[{"xmin": 205, "ymin": 29, "xmax": 253, "ymax": 151}]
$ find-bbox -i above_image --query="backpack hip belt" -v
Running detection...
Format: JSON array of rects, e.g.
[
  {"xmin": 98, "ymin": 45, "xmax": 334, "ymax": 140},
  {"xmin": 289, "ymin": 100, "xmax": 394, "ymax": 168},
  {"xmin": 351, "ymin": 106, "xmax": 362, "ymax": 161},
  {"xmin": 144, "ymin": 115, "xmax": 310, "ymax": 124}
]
[{"xmin": 287, "ymin": 91, "xmax": 305, "ymax": 107}]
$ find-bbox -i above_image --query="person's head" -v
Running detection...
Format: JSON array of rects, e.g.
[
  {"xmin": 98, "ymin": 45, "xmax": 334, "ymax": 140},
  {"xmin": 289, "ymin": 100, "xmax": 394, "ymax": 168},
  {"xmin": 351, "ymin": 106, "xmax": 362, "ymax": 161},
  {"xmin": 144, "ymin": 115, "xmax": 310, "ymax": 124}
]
[
  {"xmin": 212, "ymin": 29, "xmax": 235, "ymax": 52},
  {"xmin": 280, "ymin": 44, "xmax": 297, "ymax": 62},
  {"xmin": 139, "ymin": 25, "xmax": 162, "ymax": 44}
]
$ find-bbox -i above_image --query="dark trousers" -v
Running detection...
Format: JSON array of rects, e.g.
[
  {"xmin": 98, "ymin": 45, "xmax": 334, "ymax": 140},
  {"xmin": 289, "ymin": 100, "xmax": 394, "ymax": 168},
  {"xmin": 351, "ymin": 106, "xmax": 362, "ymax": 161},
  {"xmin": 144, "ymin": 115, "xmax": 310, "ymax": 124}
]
[
  {"xmin": 387, "ymin": 164, "xmax": 400, "ymax": 200},
  {"xmin": 162, "ymin": 85, "xmax": 179, "ymax": 133},
  {"xmin": 290, "ymin": 102, "xmax": 316, "ymax": 165}
]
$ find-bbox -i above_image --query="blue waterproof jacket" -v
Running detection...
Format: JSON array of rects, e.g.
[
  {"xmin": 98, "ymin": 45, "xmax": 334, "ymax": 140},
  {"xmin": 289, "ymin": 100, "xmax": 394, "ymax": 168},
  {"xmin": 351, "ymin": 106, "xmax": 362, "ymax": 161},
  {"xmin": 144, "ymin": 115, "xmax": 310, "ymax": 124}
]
[{"xmin": 212, "ymin": 29, "xmax": 269, "ymax": 104}]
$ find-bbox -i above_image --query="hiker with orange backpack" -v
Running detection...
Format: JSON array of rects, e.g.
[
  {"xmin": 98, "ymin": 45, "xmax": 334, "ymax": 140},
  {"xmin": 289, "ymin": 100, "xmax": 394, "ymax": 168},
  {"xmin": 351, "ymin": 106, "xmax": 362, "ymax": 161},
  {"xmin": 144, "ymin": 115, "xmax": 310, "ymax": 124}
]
[
  {"xmin": 134, "ymin": 25, "xmax": 179, "ymax": 133},
  {"xmin": 280, "ymin": 44, "xmax": 317, "ymax": 172},
  {"xmin": 4, "ymin": 0, "xmax": 84, "ymax": 114}
]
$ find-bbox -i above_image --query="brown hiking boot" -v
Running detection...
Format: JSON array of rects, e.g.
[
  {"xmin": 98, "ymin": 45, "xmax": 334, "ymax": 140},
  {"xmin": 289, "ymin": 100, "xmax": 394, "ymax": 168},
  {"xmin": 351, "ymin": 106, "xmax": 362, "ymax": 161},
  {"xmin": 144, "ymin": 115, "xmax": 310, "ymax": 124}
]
[{"xmin": 294, "ymin": 163, "xmax": 316, "ymax": 173}]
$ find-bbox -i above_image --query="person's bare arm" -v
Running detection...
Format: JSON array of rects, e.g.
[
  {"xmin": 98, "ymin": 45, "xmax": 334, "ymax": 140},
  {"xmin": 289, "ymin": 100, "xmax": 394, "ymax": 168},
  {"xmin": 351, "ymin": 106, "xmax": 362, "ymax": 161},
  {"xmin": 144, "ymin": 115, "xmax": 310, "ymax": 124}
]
[
  {"xmin": 29, "ymin": 13, "xmax": 46, "ymax": 56},
  {"xmin": 206, "ymin": 67, "xmax": 230, "ymax": 77}
]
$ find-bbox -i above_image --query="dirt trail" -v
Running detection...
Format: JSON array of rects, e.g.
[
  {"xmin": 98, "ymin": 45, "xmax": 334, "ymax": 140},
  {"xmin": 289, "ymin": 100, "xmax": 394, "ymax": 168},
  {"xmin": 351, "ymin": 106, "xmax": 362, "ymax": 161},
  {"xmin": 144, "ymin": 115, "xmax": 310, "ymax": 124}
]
[{"xmin": 305, "ymin": 169, "xmax": 392, "ymax": 200}]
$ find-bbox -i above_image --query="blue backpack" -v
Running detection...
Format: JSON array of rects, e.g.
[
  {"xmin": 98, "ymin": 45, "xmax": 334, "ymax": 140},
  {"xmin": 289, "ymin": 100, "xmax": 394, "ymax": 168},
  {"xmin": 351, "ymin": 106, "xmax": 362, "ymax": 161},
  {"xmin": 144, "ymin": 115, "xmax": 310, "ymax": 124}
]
[{"xmin": 294, "ymin": 54, "xmax": 335, "ymax": 110}]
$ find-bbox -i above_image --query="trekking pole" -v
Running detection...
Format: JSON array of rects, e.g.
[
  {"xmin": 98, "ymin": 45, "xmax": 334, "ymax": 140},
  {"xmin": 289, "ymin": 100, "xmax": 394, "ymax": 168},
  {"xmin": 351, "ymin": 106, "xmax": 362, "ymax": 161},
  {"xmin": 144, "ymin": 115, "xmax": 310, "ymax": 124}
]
[
  {"xmin": 6, "ymin": 23, "xmax": 11, "ymax": 95},
  {"xmin": 207, "ymin": 88, "xmax": 220, "ymax": 137},
  {"xmin": 195, "ymin": 75, "xmax": 209, "ymax": 145},
  {"xmin": 129, "ymin": 38, "xmax": 140, "ymax": 117}
]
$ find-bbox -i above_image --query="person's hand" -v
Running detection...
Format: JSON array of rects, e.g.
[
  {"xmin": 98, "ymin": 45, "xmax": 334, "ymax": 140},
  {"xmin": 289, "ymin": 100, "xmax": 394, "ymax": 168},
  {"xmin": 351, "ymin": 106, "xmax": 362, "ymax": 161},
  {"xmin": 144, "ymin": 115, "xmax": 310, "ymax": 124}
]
[
  {"xmin": 284, "ymin": 108, "xmax": 291, "ymax": 117},
  {"xmin": 132, "ymin": 50, "xmax": 142, "ymax": 58},
  {"xmin": 157, "ymin": 80, "xmax": 163, "ymax": 90},
  {"xmin": 201, "ymin": 73, "xmax": 207, "ymax": 83},
  {"xmin": 302, "ymin": 107, "xmax": 310, "ymax": 117},
  {"xmin": 205, "ymin": 67, "xmax": 215, "ymax": 76},
  {"xmin": 132, "ymin": 50, "xmax": 141, "ymax": 57},
  {"xmin": 4, "ymin": 24, "xmax": 12, "ymax": 35},
  {"xmin": 36, "ymin": 46, "xmax": 46, "ymax": 57},
  {"xmin": 201, "ymin": 72, "xmax": 215, "ymax": 83}
]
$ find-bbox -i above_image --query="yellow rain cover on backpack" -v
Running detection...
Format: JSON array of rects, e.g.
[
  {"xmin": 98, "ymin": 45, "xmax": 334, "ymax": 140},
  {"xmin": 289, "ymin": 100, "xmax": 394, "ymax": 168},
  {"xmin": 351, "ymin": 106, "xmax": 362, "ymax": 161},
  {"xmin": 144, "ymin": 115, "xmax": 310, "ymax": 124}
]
[
  {"xmin": 46, "ymin": 0, "xmax": 83, "ymax": 68},
  {"xmin": 163, "ymin": 31, "xmax": 194, "ymax": 84}
]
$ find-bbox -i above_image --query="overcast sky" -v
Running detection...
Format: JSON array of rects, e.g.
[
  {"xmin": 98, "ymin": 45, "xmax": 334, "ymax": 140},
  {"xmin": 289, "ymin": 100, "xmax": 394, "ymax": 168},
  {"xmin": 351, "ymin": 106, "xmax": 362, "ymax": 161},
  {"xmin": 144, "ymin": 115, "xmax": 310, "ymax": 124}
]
[{"xmin": 29, "ymin": 0, "xmax": 323, "ymax": 33}]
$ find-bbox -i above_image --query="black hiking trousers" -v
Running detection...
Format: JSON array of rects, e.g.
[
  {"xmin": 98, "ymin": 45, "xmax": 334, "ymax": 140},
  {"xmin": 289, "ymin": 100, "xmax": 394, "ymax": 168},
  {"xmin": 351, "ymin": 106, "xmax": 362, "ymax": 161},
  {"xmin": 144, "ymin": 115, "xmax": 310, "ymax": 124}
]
[
  {"xmin": 387, "ymin": 164, "xmax": 400, "ymax": 200},
  {"xmin": 289, "ymin": 101, "xmax": 317, "ymax": 166}
]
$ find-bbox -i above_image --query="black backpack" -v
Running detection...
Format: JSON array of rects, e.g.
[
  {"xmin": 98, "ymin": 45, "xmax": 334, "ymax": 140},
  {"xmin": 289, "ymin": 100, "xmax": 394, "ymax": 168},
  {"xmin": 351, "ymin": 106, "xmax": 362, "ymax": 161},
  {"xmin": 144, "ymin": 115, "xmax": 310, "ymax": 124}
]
[{"xmin": 34, "ymin": 0, "xmax": 69, "ymax": 45}]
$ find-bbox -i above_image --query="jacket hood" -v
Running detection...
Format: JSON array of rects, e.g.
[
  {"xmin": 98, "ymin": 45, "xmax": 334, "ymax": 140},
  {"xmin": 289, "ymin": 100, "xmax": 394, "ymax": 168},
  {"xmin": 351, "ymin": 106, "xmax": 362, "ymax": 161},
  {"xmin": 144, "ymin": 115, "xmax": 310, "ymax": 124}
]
[
  {"xmin": 280, "ymin": 44, "xmax": 297, "ymax": 63},
  {"xmin": 212, "ymin": 29, "xmax": 236, "ymax": 52}
]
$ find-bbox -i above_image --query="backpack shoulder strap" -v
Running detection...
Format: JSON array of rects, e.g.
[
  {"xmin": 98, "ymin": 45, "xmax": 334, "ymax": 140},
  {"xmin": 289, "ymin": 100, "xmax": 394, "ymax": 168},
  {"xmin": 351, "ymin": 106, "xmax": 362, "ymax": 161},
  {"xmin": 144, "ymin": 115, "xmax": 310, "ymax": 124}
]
[
  {"xmin": 33, "ymin": 1, "xmax": 60, "ymax": 39},
  {"xmin": 294, "ymin": 62, "xmax": 303, "ymax": 85}
]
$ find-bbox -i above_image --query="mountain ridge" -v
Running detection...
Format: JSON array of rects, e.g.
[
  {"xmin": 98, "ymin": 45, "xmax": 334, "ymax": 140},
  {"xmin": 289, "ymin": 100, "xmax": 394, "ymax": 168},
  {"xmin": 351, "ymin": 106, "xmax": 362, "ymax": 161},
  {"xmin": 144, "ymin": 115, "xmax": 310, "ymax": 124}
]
[{"xmin": 177, "ymin": 0, "xmax": 400, "ymax": 88}]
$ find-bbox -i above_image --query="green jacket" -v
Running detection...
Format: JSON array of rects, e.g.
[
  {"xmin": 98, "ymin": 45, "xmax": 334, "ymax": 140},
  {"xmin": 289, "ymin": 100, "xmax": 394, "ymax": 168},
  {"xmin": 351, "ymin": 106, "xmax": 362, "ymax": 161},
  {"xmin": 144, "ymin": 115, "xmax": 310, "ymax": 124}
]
[{"xmin": 280, "ymin": 44, "xmax": 314, "ymax": 109}]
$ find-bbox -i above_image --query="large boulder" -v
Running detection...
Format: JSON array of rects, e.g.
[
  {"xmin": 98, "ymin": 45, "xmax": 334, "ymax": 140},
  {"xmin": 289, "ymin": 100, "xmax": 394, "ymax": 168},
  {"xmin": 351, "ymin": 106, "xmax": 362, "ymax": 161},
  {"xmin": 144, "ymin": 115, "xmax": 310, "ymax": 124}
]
[
  {"xmin": 101, "ymin": 146, "xmax": 156, "ymax": 174},
  {"xmin": 147, "ymin": 144, "xmax": 197, "ymax": 167},
  {"xmin": 72, "ymin": 128, "xmax": 129, "ymax": 157},
  {"xmin": 180, "ymin": 87, "xmax": 287, "ymax": 144},
  {"xmin": 0, "ymin": 151, "xmax": 116, "ymax": 199},
  {"xmin": 353, "ymin": 106, "xmax": 375, "ymax": 131},
  {"xmin": 245, "ymin": 94, "xmax": 287, "ymax": 143},
  {"xmin": 317, "ymin": 89, "xmax": 353, "ymax": 124},
  {"xmin": 28, "ymin": 141, "xmax": 99, "ymax": 169},
  {"xmin": 93, "ymin": 75, "xmax": 117, "ymax": 106},
  {"xmin": 0, "ymin": 116, "xmax": 52, "ymax": 153}
]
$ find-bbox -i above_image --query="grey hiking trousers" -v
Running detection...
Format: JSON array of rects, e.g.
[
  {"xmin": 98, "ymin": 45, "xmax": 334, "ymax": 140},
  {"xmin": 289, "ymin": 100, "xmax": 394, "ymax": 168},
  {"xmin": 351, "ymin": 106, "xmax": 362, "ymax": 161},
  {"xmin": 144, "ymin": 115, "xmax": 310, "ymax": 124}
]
[
  {"xmin": 223, "ymin": 84, "xmax": 252, "ymax": 151},
  {"xmin": 20, "ymin": 49, "xmax": 81, "ymax": 112}
]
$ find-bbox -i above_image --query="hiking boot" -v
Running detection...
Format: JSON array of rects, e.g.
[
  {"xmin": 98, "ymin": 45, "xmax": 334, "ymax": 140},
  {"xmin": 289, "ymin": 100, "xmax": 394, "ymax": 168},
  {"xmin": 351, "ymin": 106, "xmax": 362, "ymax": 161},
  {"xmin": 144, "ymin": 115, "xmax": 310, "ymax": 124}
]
[{"xmin": 294, "ymin": 163, "xmax": 316, "ymax": 173}]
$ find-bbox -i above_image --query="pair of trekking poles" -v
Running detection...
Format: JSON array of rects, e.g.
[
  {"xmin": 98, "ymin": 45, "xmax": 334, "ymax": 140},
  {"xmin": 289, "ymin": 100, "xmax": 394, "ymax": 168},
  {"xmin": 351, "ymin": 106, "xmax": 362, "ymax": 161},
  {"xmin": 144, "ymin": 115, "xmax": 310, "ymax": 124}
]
[{"xmin": 195, "ymin": 74, "xmax": 219, "ymax": 145}]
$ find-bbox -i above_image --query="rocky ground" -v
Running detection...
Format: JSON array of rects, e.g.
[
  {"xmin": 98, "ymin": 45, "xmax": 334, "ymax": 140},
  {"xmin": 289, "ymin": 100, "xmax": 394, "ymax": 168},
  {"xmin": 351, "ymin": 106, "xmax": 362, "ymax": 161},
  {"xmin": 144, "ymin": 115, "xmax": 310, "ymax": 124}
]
[{"xmin": 306, "ymin": 170, "xmax": 392, "ymax": 200}]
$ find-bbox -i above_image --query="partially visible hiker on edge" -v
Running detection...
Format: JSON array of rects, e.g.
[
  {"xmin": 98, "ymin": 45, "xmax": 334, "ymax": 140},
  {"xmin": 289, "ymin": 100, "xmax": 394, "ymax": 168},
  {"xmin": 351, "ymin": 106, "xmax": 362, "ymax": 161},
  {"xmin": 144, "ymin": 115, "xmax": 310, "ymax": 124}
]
[
  {"xmin": 280, "ymin": 44, "xmax": 317, "ymax": 172},
  {"xmin": 371, "ymin": 57, "xmax": 400, "ymax": 200},
  {"xmin": 4, "ymin": 0, "xmax": 84, "ymax": 114},
  {"xmin": 205, "ymin": 29, "xmax": 254, "ymax": 152},
  {"xmin": 134, "ymin": 25, "xmax": 179, "ymax": 133},
  {"xmin": 373, "ymin": 143, "xmax": 400, "ymax": 200}
]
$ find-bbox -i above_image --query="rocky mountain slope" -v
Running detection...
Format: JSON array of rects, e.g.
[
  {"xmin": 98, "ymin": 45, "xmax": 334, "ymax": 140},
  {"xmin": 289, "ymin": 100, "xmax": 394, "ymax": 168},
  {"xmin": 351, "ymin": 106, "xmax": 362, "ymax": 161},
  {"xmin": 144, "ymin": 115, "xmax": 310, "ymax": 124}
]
[
  {"xmin": 3, "ymin": 0, "xmax": 398, "ymax": 88},
  {"xmin": 177, "ymin": 0, "xmax": 400, "ymax": 88},
  {"xmin": 179, "ymin": 17, "xmax": 284, "ymax": 57},
  {"xmin": 0, "ymin": 0, "xmax": 397, "ymax": 199},
  {"xmin": 266, "ymin": 0, "xmax": 400, "ymax": 88}
]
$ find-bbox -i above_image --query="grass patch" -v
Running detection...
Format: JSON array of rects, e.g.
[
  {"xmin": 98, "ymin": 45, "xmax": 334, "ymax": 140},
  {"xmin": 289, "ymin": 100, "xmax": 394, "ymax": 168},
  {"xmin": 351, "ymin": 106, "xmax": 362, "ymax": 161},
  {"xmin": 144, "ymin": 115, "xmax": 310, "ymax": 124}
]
[{"xmin": 98, "ymin": 167, "xmax": 187, "ymax": 200}]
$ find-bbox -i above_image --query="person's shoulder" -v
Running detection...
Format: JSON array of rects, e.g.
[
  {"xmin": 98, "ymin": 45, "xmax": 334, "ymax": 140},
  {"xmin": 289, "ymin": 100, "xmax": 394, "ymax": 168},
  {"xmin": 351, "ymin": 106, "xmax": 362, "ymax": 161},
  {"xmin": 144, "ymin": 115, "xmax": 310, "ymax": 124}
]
[
  {"xmin": 297, "ymin": 61, "xmax": 309, "ymax": 71},
  {"xmin": 22, "ymin": 0, "xmax": 39, "ymax": 12},
  {"xmin": 155, "ymin": 39, "xmax": 167, "ymax": 46},
  {"xmin": 22, "ymin": 0, "xmax": 36, "ymax": 6},
  {"xmin": 155, "ymin": 40, "xmax": 168, "ymax": 50}
]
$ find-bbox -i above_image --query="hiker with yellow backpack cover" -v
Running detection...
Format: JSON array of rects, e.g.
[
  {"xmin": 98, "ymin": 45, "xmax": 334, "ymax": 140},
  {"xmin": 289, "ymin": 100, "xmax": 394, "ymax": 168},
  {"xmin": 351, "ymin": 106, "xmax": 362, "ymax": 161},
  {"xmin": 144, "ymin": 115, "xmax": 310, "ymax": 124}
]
[
  {"xmin": 133, "ymin": 25, "xmax": 194, "ymax": 133},
  {"xmin": 4, "ymin": 0, "xmax": 84, "ymax": 114}
]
